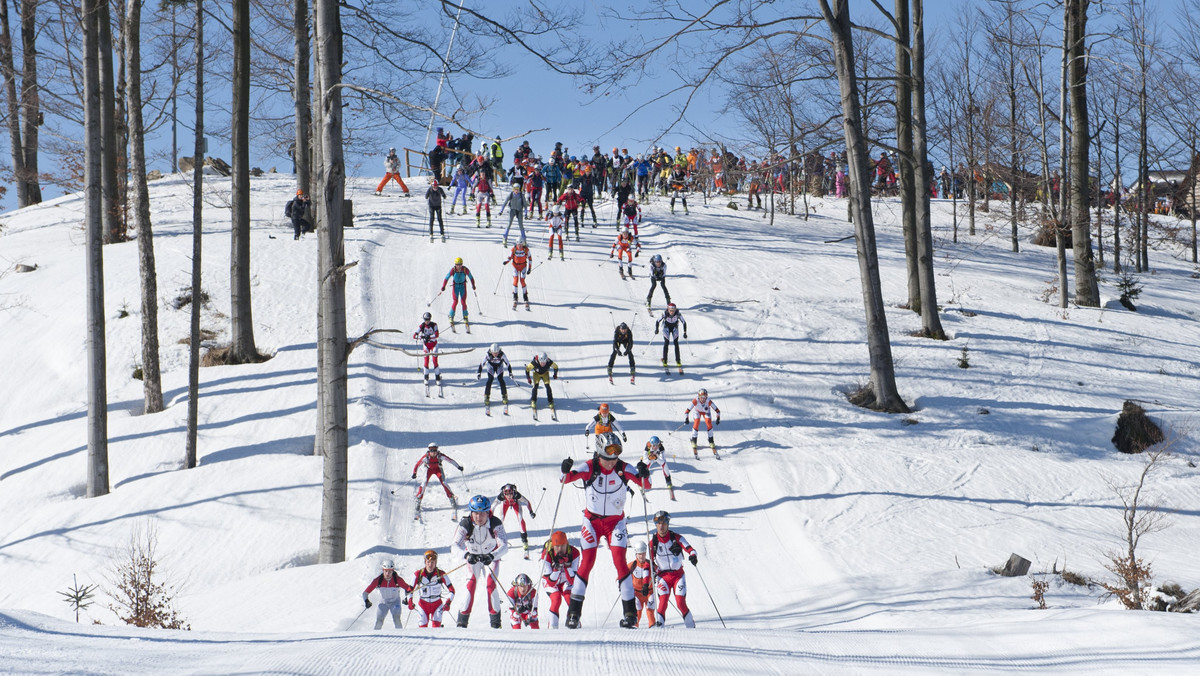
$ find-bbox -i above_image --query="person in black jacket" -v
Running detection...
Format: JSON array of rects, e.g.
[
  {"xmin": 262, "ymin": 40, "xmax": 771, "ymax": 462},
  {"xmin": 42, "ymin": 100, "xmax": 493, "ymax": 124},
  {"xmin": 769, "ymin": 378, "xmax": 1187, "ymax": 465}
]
[
  {"xmin": 284, "ymin": 189, "xmax": 311, "ymax": 240},
  {"xmin": 607, "ymin": 322, "xmax": 635, "ymax": 384},
  {"xmin": 646, "ymin": 254, "xmax": 670, "ymax": 307},
  {"xmin": 426, "ymin": 179, "xmax": 447, "ymax": 241}
]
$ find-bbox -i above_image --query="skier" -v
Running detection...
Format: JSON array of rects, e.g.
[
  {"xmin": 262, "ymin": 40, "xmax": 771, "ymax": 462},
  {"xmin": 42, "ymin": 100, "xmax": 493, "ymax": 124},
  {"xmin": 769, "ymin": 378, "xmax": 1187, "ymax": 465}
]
[
  {"xmin": 607, "ymin": 322, "xmax": 636, "ymax": 384},
  {"xmin": 452, "ymin": 495, "xmax": 510, "ymax": 628},
  {"xmin": 619, "ymin": 197, "xmax": 643, "ymax": 240},
  {"xmin": 499, "ymin": 176, "xmax": 527, "ymax": 246},
  {"xmin": 411, "ymin": 442, "xmax": 463, "ymax": 508},
  {"xmin": 525, "ymin": 352, "xmax": 559, "ymax": 419},
  {"xmin": 475, "ymin": 173, "xmax": 494, "ymax": 226},
  {"xmin": 609, "ymin": 227, "xmax": 640, "ymax": 279},
  {"xmin": 669, "ymin": 165, "xmax": 689, "ymax": 214},
  {"xmin": 502, "ymin": 238, "xmax": 531, "ymax": 310},
  {"xmin": 284, "ymin": 189, "xmax": 312, "ymax": 240},
  {"xmin": 413, "ymin": 311, "xmax": 443, "ymax": 392},
  {"xmin": 649, "ymin": 510, "xmax": 698, "ymax": 628},
  {"xmin": 525, "ymin": 165, "xmax": 545, "ymax": 218},
  {"xmin": 583, "ymin": 402, "xmax": 627, "ymax": 443},
  {"xmin": 540, "ymin": 530, "xmax": 580, "ymax": 629},
  {"xmin": 409, "ymin": 549, "xmax": 455, "ymax": 628},
  {"xmin": 547, "ymin": 205, "xmax": 567, "ymax": 260},
  {"xmin": 362, "ymin": 559, "xmax": 413, "ymax": 630},
  {"xmin": 558, "ymin": 432, "xmax": 652, "ymax": 628},
  {"xmin": 578, "ymin": 170, "xmax": 599, "ymax": 226},
  {"xmin": 505, "ymin": 573, "xmax": 540, "ymax": 629},
  {"xmin": 490, "ymin": 136, "xmax": 505, "ymax": 176},
  {"xmin": 477, "ymin": 343, "xmax": 513, "ymax": 414},
  {"xmin": 641, "ymin": 436, "xmax": 675, "ymax": 500},
  {"xmin": 645, "ymin": 254, "xmax": 670, "ymax": 307},
  {"xmin": 448, "ymin": 167, "xmax": 472, "ymax": 215},
  {"xmin": 375, "ymin": 147, "xmax": 411, "ymax": 196},
  {"xmin": 426, "ymin": 178, "xmax": 447, "ymax": 242},
  {"xmin": 684, "ymin": 388, "xmax": 721, "ymax": 455},
  {"xmin": 493, "ymin": 483, "xmax": 537, "ymax": 556},
  {"xmin": 629, "ymin": 541, "xmax": 657, "ymax": 627},
  {"xmin": 441, "ymin": 257, "xmax": 476, "ymax": 327},
  {"xmin": 655, "ymin": 303, "xmax": 687, "ymax": 373},
  {"xmin": 556, "ymin": 185, "xmax": 584, "ymax": 240}
]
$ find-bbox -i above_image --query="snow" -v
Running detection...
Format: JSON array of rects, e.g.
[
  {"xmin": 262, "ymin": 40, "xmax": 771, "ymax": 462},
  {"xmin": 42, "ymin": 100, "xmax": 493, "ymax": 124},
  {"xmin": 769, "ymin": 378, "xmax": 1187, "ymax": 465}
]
[{"xmin": 1, "ymin": 171, "xmax": 1199, "ymax": 673}]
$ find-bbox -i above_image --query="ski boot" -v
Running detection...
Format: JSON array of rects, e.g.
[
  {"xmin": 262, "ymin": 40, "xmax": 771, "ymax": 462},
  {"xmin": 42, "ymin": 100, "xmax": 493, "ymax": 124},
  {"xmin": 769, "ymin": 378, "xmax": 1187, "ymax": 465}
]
[
  {"xmin": 630, "ymin": 370, "xmax": 636, "ymax": 385},
  {"xmin": 647, "ymin": 297, "xmax": 653, "ymax": 308},
  {"xmin": 565, "ymin": 597, "xmax": 584, "ymax": 629},
  {"xmin": 512, "ymin": 292, "xmax": 519, "ymax": 310},
  {"xmin": 618, "ymin": 599, "xmax": 639, "ymax": 628},
  {"xmin": 476, "ymin": 214, "xmax": 482, "ymax": 228},
  {"xmin": 677, "ymin": 361, "xmax": 684, "ymax": 375},
  {"xmin": 607, "ymin": 367, "xmax": 614, "ymax": 384},
  {"xmin": 559, "ymin": 251, "xmax": 565, "ymax": 261},
  {"xmin": 691, "ymin": 438, "xmax": 699, "ymax": 457},
  {"xmin": 524, "ymin": 292, "xmax": 530, "ymax": 309},
  {"xmin": 619, "ymin": 268, "xmax": 626, "ymax": 280},
  {"xmin": 489, "ymin": 612, "xmax": 502, "ymax": 629},
  {"xmin": 486, "ymin": 215, "xmax": 492, "ymax": 227},
  {"xmin": 521, "ymin": 533, "xmax": 530, "ymax": 559},
  {"xmin": 503, "ymin": 237, "xmax": 508, "ymax": 247},
  {"xmin": 463, "ymin": 316, "xmax": 470, "ymax": 333},
  {"xmin": 548, "ymin": 251, "xmax": 554, "ymax": 260},
  {"xmin": 662, "ymin": 358, "xmax": 668, "ymax": 369},
  {"xmin": 531, "ymin": 399, "xmax": 538, "ymax": 420},
  {"xmin": 503, "ymin": 396, "xmax": 510, "ymax": 416},
  {"xmin": 456, "ymin": 612, "xmax": 470, "ymax": 628},
  {"xmin": 437, "ymin": 374, "xmax": 444, "ymax": 398},
  {"xmin": 484, "ymin": 395, "xmax": 491, "ymax": 416},
  {"xmin": 710, "ymin": 438, "xmax": 718, "ymax": 454},
  {"xmin": 549, "ymin": 402, "xmax": 557, "ymax": 421}
]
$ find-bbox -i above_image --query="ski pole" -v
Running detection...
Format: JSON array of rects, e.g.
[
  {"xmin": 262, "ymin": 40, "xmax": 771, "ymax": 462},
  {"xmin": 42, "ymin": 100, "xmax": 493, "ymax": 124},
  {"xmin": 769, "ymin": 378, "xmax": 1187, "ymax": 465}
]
[
  {"xmin": 346, "ymin": 604, "xmax": 369, "ymax": 631},
  {"xmin": 684, "ymin": 334, "xmax": 694, "ymax": 357},
  {"xmin": 472, "ymin": 287, "xmax": 484, "ymax": 317},
  {"xmin": 602, "ymin": 594, "xmax": 621, "ymax": 626},
  {"xmin": 548, "ymin": 477, "xmax": 567, "ymax": 535},
  {"xmin": 427, "ymin": 289, "xmax": 444, "ymax": 307},
  {"xmin": 493, "ymin": 265, "xmax": 507, "ymax": 295},
  {"xmin": 690, "ymin": 562, "xmax": 727, "ymax": 628},
  {"xmin": 531, "ymin": 487, "xmax": 548, "ymax": 517}
]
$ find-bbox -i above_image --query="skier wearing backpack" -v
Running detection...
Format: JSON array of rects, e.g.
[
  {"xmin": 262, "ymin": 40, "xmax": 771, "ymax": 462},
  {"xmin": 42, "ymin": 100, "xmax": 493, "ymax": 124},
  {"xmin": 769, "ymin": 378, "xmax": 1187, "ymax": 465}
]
[
  {"xmin": 493, "ymin": 483, "xmax": 537, "ymax": 555},
  {"xmin": 441, "ymin": 257, "xmax": 476, "ymax": 326},
  {"xmin": 426, "ymin": 178, "xmax": 447, "ymax": 241},
  {"xmin": 655, "ymin": 303, "xmax": 688, "ymax": 372},
  {"xmin": 558, "ymin": 432, "xmax": 652, "ymax": 628},
  {"xmin": 641, "ymin": 436, "xmax": 675, "ymax": 500},
  {"xmin": 284, "ymin": 190, "xmax": 311, "ymax": 240},
  {"xmin": 452, "ymin": 495, "xmax": 510, "ymax": 628},
  {"xmin": 526, "ymin": 352, "xmax": 559, "ymax": 419},
  {"xmin": 629, "ymin": 541, "xmax": 656, "ymax": 627},
  {"xmin": 619, "ymin": 197, "xmax": 643, "ymax": 241},
  {"xmin": 411, "ymin": 442, "xmax": 462, "ymax": 507},
  {"xmin": 448, "ymin": 167, "xmax": 472, "ymax": 215},
  {"xmin": 505, "ymin": 574, "xmax": 540, "ymax": 629},
  {"xmin": 583, "ymin": 402, "xmax": 627, "ymax": 443},
  {"xmin": 409, "ymin": 550, "xmax": 455, "ymax": 628},
  {"xmin": 477, "ymin": 343, "xmax": 514, "ymax": 414},
  {"xmin": 474, "ymin": 173, "xmax": 494, "ymax": 226},
  {"xmin": 556, "ymin": 185, "xmax": 584, "ymax": 240},
  {"xmin": 609, "ymin": 228, "xmax": 640, "ymax": 279},
  {"xmin": 362, "ymin": 559, "xmax": 414, "ymax": 630},
  {"xmin": 649, "ymin": 510, "xmax": 698, "ymax": 628},
  {"xmin": 607, "ymin": 322, "xmax": 636, "ymax": 384},
  {"xmin": 684, "ymin": 388, "xmax": 721, "ymax": 454},
  {"xmin": 645, "ymin": 254, "xmax": 670, "ymax": 307},
  {"xmin": 499, "ymin": 176, "xmax": 527, "ymax": 246},
  {"xmin": 540, "ymin": 530, "xmax": 580, "ymax": 629},
  {"xmin": 412, "ymin": 311, "xmax": 442, "ymax": 389},
  {"xmin": 502, "ymin": 238, "xmax": 531, "ymax": 310},
  {"xmin": 375, "ymin": 147, "xmax": 411, "ymax": 196}
]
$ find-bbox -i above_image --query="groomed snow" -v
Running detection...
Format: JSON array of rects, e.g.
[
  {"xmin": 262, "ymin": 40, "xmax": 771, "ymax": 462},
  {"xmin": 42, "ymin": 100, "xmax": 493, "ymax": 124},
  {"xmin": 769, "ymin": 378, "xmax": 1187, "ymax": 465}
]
[{"xmin": 1, "ymin": 171, "xmax": 1198, "ymax": 674}]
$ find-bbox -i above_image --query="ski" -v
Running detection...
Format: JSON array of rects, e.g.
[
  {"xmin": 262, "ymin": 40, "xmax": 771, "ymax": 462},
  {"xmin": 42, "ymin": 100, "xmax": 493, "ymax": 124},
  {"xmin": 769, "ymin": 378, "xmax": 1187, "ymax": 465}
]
[
  {"xmin": 503, "ymin": 404, "xmax": 510, "ymax": 416},
  {"xmin": 630, "ymin": 374, "xmax": 636, "ymax": 385},
  {"xmin": 485, "ymin": 403, "xmax": 492, "ymax": 417},
  {"xmin": 609, "ymin": 374, "xmax": 614, "ymax": 385},
  {"xmin": 465, "ymin": 320, "xmax": 471, "ymax": 334},
  {"xmin": 525, "ymin": 301, "xmax": 531, "ymax": 310},
  {"xmin": 450, "ymin": 318, "xmax": 457, "ymax": 333},
  {"xmin": 438, "ymin": 382, "xmax": 445, "ymax": 398},
  {"xmin": 550, "ymin": 408, "xmax": 558, "ymax": 421},
  {"xmin": 668, "ymin": 487, "xmax": 677, "ymax": 501},
  {"xmin": 677, "ymin": 363, "xmax": 684, "ymax": 375},
  {"xmin": 424, "ymin": 380, "xmax": 431, "ymax": 398}
]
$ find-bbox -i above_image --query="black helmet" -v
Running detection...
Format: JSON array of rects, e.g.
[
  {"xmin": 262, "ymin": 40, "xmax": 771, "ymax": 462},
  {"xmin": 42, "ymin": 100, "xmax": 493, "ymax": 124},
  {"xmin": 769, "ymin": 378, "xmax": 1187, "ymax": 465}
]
[
  {"xmin": 653, "ymin": 510, "xmax": 671, "ymax": 524},
  {"xmin": 422, "ymin": 311, "xmax": 432, "ymax": 322},
  {"xmin": 618, "ymin": 322, "xmax": 629, "ymax": 331}
]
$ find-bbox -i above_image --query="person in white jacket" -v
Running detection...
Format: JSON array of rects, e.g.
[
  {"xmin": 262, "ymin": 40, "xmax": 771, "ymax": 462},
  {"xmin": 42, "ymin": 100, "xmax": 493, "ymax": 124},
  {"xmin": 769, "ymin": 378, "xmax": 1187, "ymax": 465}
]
[
  {"xmin": 451, "ymin": 494, "xmax": 509, "ymax": 628},
  {"xmin": 375, "ymin": 147, "xmax": 410, "ymax": 196}
]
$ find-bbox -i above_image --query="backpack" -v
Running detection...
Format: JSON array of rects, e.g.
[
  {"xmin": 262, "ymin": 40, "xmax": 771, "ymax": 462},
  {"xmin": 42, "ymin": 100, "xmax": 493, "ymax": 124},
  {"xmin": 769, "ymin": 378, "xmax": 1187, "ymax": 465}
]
[
  {"xmin": 458, "ymin": 514, "xmax": 503, "ymax": 539},
  {"xmin": 284, "ymin": 199, "xmax": 294, "ymax": 218},
  {"xmin": 581, "ymin": 458, "xmax": 630, "ymax": 490}
]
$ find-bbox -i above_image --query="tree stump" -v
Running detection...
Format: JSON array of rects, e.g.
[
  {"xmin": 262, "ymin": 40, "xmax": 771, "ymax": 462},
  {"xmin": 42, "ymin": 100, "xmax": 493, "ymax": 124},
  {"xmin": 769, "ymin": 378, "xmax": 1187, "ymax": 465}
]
[
  {"xmin": 1112, "ymin": 400, "xmax": 1164, "ymax": 454},
  {"xmin": 1000, "ymin": 553, "xmax": 1031, "ymax": 577}
]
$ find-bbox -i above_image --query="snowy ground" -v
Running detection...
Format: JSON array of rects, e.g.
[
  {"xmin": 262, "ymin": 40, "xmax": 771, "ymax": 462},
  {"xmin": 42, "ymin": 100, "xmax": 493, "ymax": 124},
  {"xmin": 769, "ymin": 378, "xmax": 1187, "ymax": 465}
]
[{"xmin": 1, "ymin": 170, "xmax": 1199, "ymax": 674}]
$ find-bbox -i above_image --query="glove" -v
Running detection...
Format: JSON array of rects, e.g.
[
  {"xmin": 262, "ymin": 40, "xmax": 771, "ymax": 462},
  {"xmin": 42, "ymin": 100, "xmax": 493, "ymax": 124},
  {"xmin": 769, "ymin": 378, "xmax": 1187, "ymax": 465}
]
[
  {"xmin": 715, "ymin": 418, "xmax": 721, "ymax": 426},
  {"xmin": 527, "ymin": 378, "xmax": 533, "ymax": 384},
  {"xmin": 364, "ymin": 597, "xmax": 372, "ymax": 609},
  {"xmin": 654, "ymin": 327, "xmax": 659, "ymax": 335},
  {"xmin": 669, "ymin": 542, "xmax": 683, "ymax": 556},
  {"xmin": 476, "ymin": 371, "xmax": 482, "ymax": 379},
  {"xmin": 404, "ymin": 591, "xmax": 413, "ymax": 605},
  {"xmin": 684, "ymin": 414, "xmax": 690, "ymax": 425},
  {"xmin": 407, "ymin": 598, "xmax": 415, "ymax": 610},
  {"xmin": 622, "ymin": 433, "xmax": 628, "ymax": 442},
  {"xmin": 442, "ymin": 600, "xmax": 452, "ymax": 611},
  {"xmin": 467, "ymin": 553, "xmax": 480, "ymax": 564},
  {"xmin": 530, "ymin": 511, "xmax": 537, "ymax": 519},
  {"xmin": 459, "ymin": 466, "xmax": 464, "ymax": 472},
  {"xmin": 480, "ymin": 553, "xmax": 494, "ymax": 565},
  {"xmin": 561, "ymin": 458, "xmax": 574, "ymax": 474},
  {"xmin": 411, "ymin": 473, "xmax": 417, "ymax": 480},
  {"xmin": 636, "ymin": 461, "xmax": 649, "ymax": 479},
  {"xmin": 609, "ymin": 253, "xmax": 614, "ymax": 258},
  {"xmin": 689, "ymin": 553, "xmax": 698, "ymax": 566},
  {"xmin": 684, "ymin": 332, "xmax": 688, "ymax": 339},
  {"xmin": 553, "ymin": 374, "xmax": 558, "ymax": 380}
]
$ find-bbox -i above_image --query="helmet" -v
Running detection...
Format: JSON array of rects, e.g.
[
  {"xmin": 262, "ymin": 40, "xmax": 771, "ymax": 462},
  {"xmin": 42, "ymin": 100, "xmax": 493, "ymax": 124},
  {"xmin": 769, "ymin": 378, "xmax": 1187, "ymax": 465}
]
[
  {"xmin": 618, "ymin": 322, "xmax": 629, "ymax": 331},
  {"xmin": 382, "ymin": 559, "xmax": 395, "ymax": 569},
  {"xmin": 697, "ymin": 388, "xmax": 708, "ymax": 399},
  {"xmin": 636, "ymin": 154, "xmax": 642, "ymax": 160},
  {"xmin": 627, "ymin": 196, "xmax": 636, "ymax": 202},
  {"xmin": 550, "ymin": 530, "xmax": 569, "ymax": 547},
  {"xmin": 424, "ymin": 549, "xmax": 438, "ymax": 561},
  {"xmin": 422, "ymin": 311, "xmax": 432, "ymax": 322},
  {"xmin": 512, "ymin": 573, "xmax": 533, "ymax": 587},
  {"xmin": 675, "ymin": 146, "xmax": 681, "ymax": 152},
  {"xmin": 489, "ymin": 342, "xmax": 500, "ymax": 354},
  {"xmin": 648, "ymin": 435, "xmax": 661, "ymax": 447},
  {"xmin": 612, "ymin": 147, "xmax": 619, "ymax": 154},
  {"xmin": 454, "ymin": 257, "xmax": 463, "ymax": 265},
  {"xmin": 595, "ymin": 431, "xmax": 623, "ymax": 459},
  {"xmin": 539, "ymin": 351, "xmax": 549, "ymax": 365},
  {"xmin": 389, "ymin": 147, "xmax": 396, "ymax": 153},
  {"xmin": 598, "ymin": 402, "xmax": 609, "ymax": 414},
  {"xmin": 651, "ymin": 254, "xmax": 662, "ymax": 263},
  {"xmin": 653, "ymin": 510, "xmax": 671, "ymax": 524},
  {"xmin": 296, "ymin": 189, "xmax": 304, "ymax": 196},
  {"xmin": 427, "ymin": 442, "xmax": 439, "ymax": 451},
  {"xmin": 501, "ymin": 483, "xmax": 516, "ymax": 494},
  {"xmin": 517, "ymin": 236, "xmax": 527, "ymax": 247},
  {"xmin": 633, "ymin": 540, "xmax": 647, "ymax": 555},
  {"xmin": 622, "ymin": 227, "xmax": 631, "ymax": 235},
  {"xmin": 570, "ymin": 156, "xmax": 577, "ymax": 161},
  {"xmin": 667, "ymin": 303, "xmax": 677, "ymax": 312},
  {"xmin": 468, "ymin": 495, "xmax": 491, "ymax": 513}
]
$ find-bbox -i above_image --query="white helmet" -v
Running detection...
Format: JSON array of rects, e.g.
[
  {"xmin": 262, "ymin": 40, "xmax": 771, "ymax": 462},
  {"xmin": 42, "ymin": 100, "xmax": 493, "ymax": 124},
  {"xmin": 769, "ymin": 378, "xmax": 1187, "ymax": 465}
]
[
  {"xmin": 490, "ymin": 343, "xmax": 500, "ymax": 354},
  {"xmin": 633, "ymin": 540, "xmax": 647, "ymax": 555},
  {"xmin": 539, "ymin": 351, "xmax": 549, "ymax": 365},
  {"xmin": 594, "ymin": 431, "xmax": 622, "ymax": 459},
  {"xmin": 382, "ymin": 559, "xmax": 395, "ymax": 570}
]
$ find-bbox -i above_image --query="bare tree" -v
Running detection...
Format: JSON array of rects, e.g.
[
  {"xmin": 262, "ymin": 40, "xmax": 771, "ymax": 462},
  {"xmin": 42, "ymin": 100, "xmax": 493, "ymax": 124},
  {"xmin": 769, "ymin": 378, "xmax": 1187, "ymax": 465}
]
[
  {"xmin": 228, "ymin": 0, "xmax": 259, "ymax": 365},
  {"xmin": 293, "ymin": 0, "xmax": 310, "ymax": 194},
  {"xmin": 185, "ymin": 0, "xmax": 203, "ymax": 470},
  {"xmin": 1102, "ymin": 448, "xmax": 1172, "ymax": 610},
  {"xmin": 82, "ymin": 0, "xmax": 108, "ymax": 497},
  {"xmin": 1066, "ymin": 0, "xmax": 1100, "ymax": 306},
  {"xmin": 0, "ymin": 0, "xmax": 42, "ymax": 206},
  {"xmin": 126, "ymin": 0, "xmax": 163, "ymax": 414}
]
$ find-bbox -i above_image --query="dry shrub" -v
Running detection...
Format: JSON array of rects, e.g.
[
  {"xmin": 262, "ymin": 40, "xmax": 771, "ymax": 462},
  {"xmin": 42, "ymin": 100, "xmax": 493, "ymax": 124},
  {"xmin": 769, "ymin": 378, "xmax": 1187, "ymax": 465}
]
[{"xmin": 107, "ymin": 525, "xmax": 189, "ymax": 630}]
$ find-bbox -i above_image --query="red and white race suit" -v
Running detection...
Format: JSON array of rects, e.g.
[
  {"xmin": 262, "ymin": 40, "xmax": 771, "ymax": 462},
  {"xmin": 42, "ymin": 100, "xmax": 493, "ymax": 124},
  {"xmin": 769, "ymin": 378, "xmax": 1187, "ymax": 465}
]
[
  {"xmin": 451, "ymin": 515, "xmax": 509, "ymax": 615},
  {"xmin": 650, "ymin": 530, "xmax": 697, "ymax": 627},
  {"xmin": 560, "ymin": 458, "xmax": 650, "ymax": 603},
  {"xmin": 540, "ymin": 544, "xmax": 580, "ymax": 628},
  {"xmin": 409, "ymin": 567, "xmax": 455, "ymax": 628}
]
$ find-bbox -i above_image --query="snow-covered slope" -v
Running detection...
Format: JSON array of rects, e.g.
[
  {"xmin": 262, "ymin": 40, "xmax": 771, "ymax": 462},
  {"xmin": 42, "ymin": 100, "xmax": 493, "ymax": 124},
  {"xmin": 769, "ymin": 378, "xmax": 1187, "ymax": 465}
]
[{"xmin": 1, "ymin": 171, "xmax": 1198, "ymax": 673}]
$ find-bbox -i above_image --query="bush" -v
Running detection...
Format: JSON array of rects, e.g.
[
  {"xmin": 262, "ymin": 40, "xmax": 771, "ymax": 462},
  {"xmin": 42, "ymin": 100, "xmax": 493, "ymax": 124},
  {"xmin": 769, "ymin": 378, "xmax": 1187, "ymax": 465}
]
[{"xmin": 107, "ymin": 525, "xmax": 190, "ymax": 630}]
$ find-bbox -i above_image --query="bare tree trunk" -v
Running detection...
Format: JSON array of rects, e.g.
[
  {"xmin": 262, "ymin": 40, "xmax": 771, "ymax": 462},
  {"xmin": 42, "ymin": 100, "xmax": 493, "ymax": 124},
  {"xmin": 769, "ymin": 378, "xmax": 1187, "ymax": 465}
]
[
  {"xmin": 185, "ymin": 0, "xmax": 204, "ymax": 470},
  {"xmin": 819, "ymin": 0, "xmax": 909, "ymax": 414},
  {"xmin": 895, "ymin": 0, "xmax": 920, "ymax": 313},
  {"xmin": 0, "ymin": 0, "xmax": 28, "ymax": 206},
  {"xmin": 99, "ymin": 0, "xmax": 120, "ymax": 243},
  {"xmin": 83, "ymin": 0, "xmax": 108, "ymax": 498},
  {"xmin": 126, "ymin": 0, "xmax": 162, "ymax": 415},
  {"xmin": 1006, "ymin": 19, "xmax": 1019, "ymax": 253},
  {"xmin": 1057, "ymin": 10, "xmax": 1069, "ymax": 308},
  {"xmin": 1113, "ymin": 97, "xmax": 1122, "ymax": 274},
  {"xmin": 18, "ymin": 0, "xmax": 40, "ymax": 203},
  {"xmin": 311, "ymin": 21, "xmax": 325, "ymax": 460},
  {"xmin": 115, "ymin": 13, "xmax": 128, "ymax": 242},
  {"xmin": 314, "ymin": 0, "xmax": 348, "ymax": 564},
  {"xmin": 229, "ymin": 0, "xmax": 258, "ymax": 364},
  {"xmin": 294, "ymin": 0, "xmax": 311, "ymax": 195},
  {"xmin": 910, "ymin": 0, "xmax": 944, "ymax": 339},
  {"xmin": 1067, "ymin": 0, "xmax": 1099, "ymax": 306}
]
